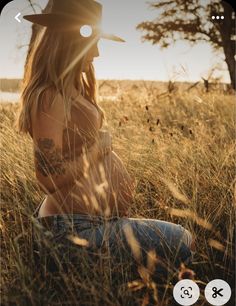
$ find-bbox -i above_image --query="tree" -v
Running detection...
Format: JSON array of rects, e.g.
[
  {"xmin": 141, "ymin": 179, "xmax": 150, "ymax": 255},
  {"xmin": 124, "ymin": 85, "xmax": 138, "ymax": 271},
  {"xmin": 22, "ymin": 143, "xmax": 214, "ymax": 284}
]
[{"xmin": 137, "ymin": 0, "xmax": 235, "ymax": 90}]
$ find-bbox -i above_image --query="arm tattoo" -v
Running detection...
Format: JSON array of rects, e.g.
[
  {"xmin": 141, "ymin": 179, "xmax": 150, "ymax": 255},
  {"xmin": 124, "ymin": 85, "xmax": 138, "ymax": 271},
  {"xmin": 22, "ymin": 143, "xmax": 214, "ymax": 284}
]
[{"xmin": 34, "ymin": 138, "xmax": 66, "ymax": 177}]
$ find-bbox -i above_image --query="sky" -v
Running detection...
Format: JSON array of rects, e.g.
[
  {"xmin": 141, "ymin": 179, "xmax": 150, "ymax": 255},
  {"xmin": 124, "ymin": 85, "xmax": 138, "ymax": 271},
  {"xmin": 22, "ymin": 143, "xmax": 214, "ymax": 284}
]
[{"xmin": 0, "ymin": 0, "xmax": 231, "ymax": 82}]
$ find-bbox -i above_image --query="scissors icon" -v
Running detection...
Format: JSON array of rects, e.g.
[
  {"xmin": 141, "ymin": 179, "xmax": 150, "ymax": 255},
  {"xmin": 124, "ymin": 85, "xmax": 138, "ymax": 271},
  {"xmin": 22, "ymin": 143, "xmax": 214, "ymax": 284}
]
[{"xmin": 212, "ymin": 287, "xmax": 223, "ymax": 298}]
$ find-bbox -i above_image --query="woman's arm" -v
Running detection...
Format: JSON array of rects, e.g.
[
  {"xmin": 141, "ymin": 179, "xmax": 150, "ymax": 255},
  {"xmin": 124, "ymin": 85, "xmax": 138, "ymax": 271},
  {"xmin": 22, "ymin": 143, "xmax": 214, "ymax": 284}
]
[
  {"xmin": 31, "ymin": 91, "xmax": 101, "ymax": 194},
  {"xmin": 34, "ymin": 137, "xmax": 101, "ymax": 194}
]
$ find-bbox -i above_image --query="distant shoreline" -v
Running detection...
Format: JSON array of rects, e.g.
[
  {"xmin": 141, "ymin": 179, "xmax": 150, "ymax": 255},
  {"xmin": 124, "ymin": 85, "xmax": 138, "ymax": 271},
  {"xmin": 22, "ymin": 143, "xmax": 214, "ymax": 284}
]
[
  {"xmin": 0, "ymin": 78, "xmax": 231, "ymax": 93},
  {"xmin": 0, "ymin": 91, "xmax": 20, "ymax": 103}
]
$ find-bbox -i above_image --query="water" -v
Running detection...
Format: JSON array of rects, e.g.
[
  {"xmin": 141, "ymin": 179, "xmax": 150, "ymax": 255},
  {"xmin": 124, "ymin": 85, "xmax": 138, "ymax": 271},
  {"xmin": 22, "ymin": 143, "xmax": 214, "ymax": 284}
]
[{"xmin": 0, "ymin": 91, "xmax": 20, "ymax": 103}]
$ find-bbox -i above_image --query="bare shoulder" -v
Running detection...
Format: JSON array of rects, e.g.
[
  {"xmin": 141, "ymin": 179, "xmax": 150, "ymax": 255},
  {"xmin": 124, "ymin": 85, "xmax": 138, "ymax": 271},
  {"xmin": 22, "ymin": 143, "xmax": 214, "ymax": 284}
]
[
  {"xmin": 32, "ymin": 87, "xmax": 65, "ymax": 119},
  {"xmin": 38, "ymin": 86, "xmax": 64, "ymax": 114},
  {"xmin": 31, "ymin": 87, "xmax": 65, "ymax": 139}
]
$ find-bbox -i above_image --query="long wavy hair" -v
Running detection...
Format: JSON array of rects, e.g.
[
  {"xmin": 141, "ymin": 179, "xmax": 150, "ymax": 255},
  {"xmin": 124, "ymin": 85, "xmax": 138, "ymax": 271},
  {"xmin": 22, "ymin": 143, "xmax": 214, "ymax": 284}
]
[{"xmin": 17, "ymin": 26, "xmax": 106, "ymax": 135}]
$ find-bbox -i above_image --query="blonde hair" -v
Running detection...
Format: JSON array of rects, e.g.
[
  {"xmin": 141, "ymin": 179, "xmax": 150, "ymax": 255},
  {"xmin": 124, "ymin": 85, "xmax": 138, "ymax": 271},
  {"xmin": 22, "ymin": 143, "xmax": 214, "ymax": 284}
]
[{"xmin": 17, "ymin": 27, "xmax": 105, "ymax": 135}]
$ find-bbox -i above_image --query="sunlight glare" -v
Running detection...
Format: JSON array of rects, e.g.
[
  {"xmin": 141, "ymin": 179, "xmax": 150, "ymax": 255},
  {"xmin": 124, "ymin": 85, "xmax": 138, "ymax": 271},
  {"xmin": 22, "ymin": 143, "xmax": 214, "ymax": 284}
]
[{"xmin": 80, "ymin": 25, "xmax": 93, "ymax": 37}]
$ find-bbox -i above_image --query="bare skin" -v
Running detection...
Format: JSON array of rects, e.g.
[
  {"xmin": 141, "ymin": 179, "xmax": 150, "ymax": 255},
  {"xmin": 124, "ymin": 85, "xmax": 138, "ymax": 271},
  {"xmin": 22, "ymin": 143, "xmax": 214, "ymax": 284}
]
[
  {"xmin": 34, "ymin": 138, "xmax": 66, "ymax": 177},
  {"xmin": 36, "ymin": 133, "xmax": 134, "ymax": 216}
]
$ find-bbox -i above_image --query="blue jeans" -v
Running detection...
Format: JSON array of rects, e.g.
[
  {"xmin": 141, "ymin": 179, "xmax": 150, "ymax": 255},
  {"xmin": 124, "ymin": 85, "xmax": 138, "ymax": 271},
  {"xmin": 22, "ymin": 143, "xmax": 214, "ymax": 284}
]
[{"xmin": 32, "ymin": 198, "xmax": 193, "ymax": 282}]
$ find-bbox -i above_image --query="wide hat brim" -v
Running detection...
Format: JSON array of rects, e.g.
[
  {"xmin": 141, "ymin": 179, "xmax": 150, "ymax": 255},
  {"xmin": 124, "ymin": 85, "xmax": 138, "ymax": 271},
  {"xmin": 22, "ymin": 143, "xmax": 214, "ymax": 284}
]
[{"xmin": 23, "ymin": 13, "xmax": 125, "ymax": 43}]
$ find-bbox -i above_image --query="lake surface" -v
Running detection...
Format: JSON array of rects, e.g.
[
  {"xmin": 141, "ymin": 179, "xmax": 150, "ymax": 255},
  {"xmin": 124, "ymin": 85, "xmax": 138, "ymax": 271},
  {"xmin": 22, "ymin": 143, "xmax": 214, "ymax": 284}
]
[{"xmin": 0, "ymin": 91, "xmax": 20, "ymax": 103}]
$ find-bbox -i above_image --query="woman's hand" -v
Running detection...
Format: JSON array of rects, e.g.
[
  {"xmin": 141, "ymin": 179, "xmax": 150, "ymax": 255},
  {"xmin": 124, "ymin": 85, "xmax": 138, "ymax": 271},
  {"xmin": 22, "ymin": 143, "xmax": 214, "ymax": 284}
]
[
  {"xmin": 97, "ymin": 130, "xmax": 113, "ymax": 157},
  {"xmin": 98, "ymin": 130, "xmax": 112, "ymax": 148}
]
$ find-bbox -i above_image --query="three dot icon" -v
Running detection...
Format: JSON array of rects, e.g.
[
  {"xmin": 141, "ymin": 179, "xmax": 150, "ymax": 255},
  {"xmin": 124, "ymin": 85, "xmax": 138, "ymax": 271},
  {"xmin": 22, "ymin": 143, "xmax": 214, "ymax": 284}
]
[{"xmin": 212, "ymin": 16, "xmax": 224, "ymax": 20}]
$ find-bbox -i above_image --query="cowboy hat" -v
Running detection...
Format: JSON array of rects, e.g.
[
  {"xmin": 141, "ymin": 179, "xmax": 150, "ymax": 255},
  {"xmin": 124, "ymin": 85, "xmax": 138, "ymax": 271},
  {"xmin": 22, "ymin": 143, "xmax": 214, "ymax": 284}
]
[{"xmin": 23, "ymin": 0, "xmax": 125, "ymax": 42}]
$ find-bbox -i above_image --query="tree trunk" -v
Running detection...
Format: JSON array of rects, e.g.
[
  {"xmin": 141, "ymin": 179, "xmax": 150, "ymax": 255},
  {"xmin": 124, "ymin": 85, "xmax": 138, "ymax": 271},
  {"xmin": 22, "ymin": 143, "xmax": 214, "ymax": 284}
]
[
  {"xmin": 219, "ymin": 1, "xmax": 235, "ymax": 90},
  {"xmin": 23, "ymin": 0, "xmax": 53, "ymax": 81}
]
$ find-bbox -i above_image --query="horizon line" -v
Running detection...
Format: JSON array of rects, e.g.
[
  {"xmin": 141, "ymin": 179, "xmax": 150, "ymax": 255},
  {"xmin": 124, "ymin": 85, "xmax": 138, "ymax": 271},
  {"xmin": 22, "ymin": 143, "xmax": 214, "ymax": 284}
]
[{"xmin": 0, "ymin": 77, "xmax": 231, "ymax": 84}]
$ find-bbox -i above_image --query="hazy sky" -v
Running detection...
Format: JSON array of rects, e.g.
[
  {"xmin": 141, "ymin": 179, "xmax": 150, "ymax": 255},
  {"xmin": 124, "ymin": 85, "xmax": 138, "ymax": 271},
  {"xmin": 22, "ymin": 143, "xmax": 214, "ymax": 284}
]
[{"xmin": 0, "ymin": 0, "xmax": 230, "ymax": 82}]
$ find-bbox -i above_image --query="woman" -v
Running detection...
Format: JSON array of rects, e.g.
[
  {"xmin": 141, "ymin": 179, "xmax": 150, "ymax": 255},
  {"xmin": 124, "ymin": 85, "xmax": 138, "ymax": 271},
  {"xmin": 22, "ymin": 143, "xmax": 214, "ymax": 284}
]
[{"xmin": 18, "ymin": 0, "xmax": 194, "ymax": 279}]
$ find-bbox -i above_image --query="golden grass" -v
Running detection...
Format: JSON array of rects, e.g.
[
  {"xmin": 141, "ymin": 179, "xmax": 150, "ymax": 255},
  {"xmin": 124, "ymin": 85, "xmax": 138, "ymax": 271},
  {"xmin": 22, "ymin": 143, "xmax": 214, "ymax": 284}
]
[{"xmin": 0, "ymin": 82, "xmax": 235, "ymax": 305}]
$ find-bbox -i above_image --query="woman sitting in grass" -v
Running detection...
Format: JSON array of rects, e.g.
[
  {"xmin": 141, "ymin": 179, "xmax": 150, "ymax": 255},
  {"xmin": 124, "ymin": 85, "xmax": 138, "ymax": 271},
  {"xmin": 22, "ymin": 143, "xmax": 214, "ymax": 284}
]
[{"xmin": 17, "ymin": 0, "xmax": 195, "ymax": 284}]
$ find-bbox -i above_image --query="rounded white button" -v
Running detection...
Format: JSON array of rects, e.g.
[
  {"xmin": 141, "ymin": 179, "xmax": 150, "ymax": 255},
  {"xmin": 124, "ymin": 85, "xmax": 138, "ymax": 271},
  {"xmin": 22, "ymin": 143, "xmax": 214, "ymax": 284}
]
[
  {"xmin": 205, "ymin": 279, "xmax": 231, "ymax": 305},
  {"xmin": 173, "ymin": 279, "xmax": 200, "ymax": 305}
]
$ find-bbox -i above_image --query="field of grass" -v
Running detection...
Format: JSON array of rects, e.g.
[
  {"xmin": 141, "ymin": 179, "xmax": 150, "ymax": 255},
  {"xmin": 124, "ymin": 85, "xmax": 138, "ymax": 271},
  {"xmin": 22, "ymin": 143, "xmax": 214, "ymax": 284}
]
[{"xmin": 0, "ymin": 81, "xmax": 235, "ymax": 305}]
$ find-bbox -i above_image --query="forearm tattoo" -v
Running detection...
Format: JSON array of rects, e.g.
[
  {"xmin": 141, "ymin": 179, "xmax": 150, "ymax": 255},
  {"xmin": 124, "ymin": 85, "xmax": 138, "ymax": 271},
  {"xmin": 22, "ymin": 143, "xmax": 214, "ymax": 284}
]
[{"xmin": 34, "ymin": 138, "xmax": 66, "ymax": 177}]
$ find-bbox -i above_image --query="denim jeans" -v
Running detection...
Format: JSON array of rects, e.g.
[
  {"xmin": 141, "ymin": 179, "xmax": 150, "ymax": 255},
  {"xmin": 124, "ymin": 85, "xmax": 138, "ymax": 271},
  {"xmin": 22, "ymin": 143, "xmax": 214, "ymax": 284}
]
[{"xmin": 32, "ymin": 198, "xmax": 193, "ymax": 282}]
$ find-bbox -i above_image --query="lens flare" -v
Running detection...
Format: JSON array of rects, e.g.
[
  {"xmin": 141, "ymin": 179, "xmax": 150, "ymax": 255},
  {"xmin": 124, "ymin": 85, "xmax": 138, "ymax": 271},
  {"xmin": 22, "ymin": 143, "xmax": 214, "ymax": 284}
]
[{"xmin": 80, "ymin": 25, "xmax": 93, "ymax": 37}]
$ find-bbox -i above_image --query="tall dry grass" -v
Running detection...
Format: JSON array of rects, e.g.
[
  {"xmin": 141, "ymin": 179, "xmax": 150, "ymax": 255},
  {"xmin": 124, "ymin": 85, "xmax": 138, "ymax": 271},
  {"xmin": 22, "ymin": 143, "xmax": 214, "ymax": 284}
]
[{"xmin": 0, "ymin": 82, "xmax": 235, "ymax": 305}]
